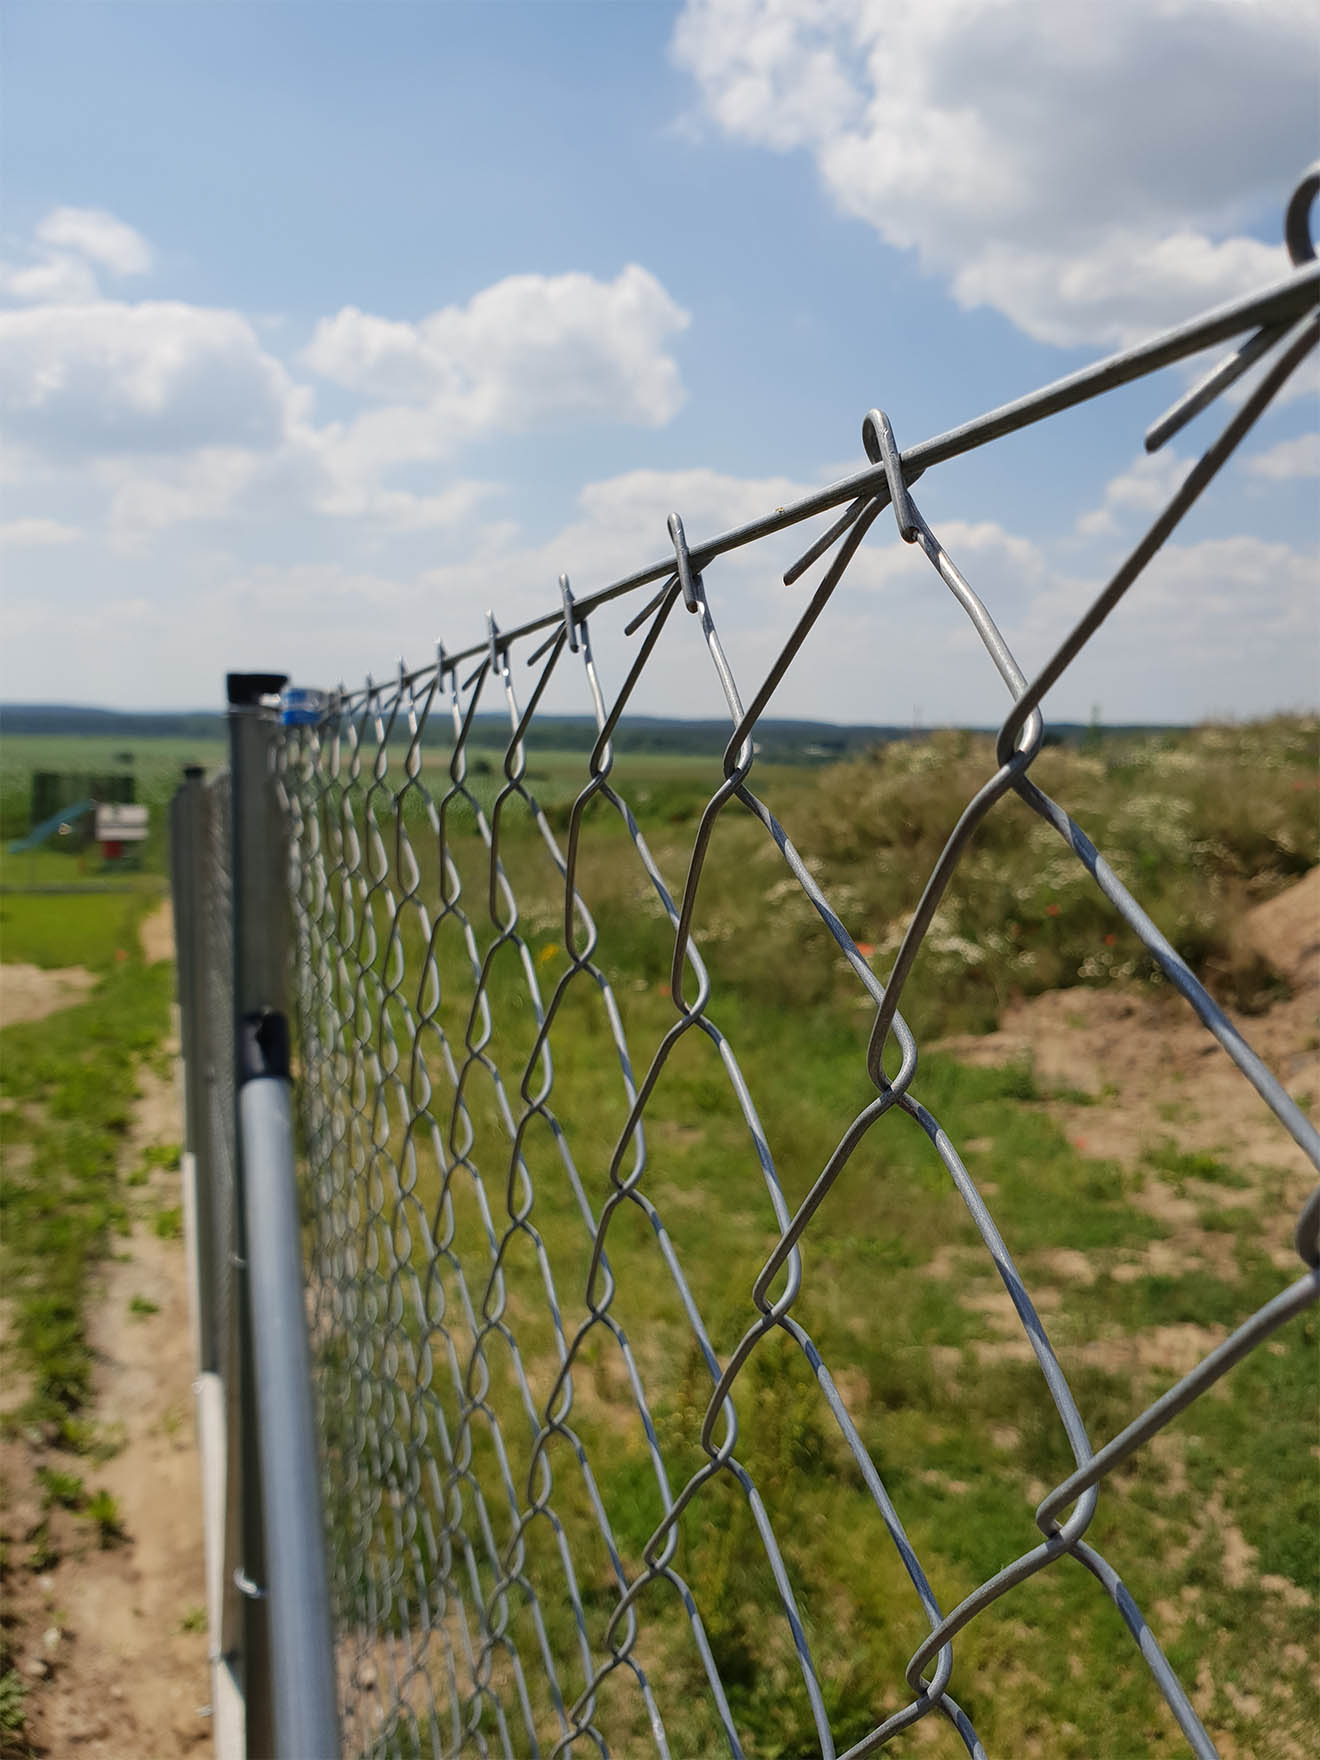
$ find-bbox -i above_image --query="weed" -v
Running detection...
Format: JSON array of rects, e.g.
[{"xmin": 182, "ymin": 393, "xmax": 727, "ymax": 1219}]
[
  {"xmin": 0, "ymin": 1666, "xmax": 28, "ymax": 1746},
  {"xmin": 134, "ymin": 1141, "xmax": 180, "ymax": 1185},
  {"xmin": 176, "ymin": 1605, "xmax": 207, "ymax": 1635},
  {"xmin": 83, "ymin": 1490, "xmax": 126, "ymax": 1549},
  {"xmin": 127, "ymin": 1294, "xmax": 159, "ymax": 1319},
  {"xmin": 1143, "ymin": 1138, "xmax": 1247, "ymax": 1188},
  {"xmin": 152, "ymin": 1207, "xmax": 183, "ymax": 1241},
  {"xmin": 35, "ymin": 1466, "xmax": 83, "ymax": 1511},
  {"xmin": 25, "ymin": 1523, "xmax": 57, "ymax": 1573},
  {"xmin": 57, "ymin": 1419, "xmax": 124, "ymax": 1463}
]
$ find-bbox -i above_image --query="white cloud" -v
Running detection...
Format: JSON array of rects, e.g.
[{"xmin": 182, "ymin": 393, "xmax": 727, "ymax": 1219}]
[
  {"xmin": 951, "ymin": 231, "xmax": 1285, "ymax": 352},
  {"xmin": 1, "ymin": 206, "xmax": 153, "ymax": 306},
  {"xmin": 0, "ymin": 254, "xmax": 102, "ymax": 305},
  {"xmin": 0, "ymin": 517, "xmax": 79, "ymax": 549},
  {"xmin": 36, "ymin": 207, "xmax": 152, "ymax": 277},
  {"xmin": 0, "ymin": 300, "xmax": 303, "ymax": 456},
  {"xmin": 95, "ymin": 443, "xmax": 494, "ymax": 544},
  {"xmin": 1076, "ymin": 451, "xmax": 1194, "ymax": 537},
  {"xmin": 1013, "ymin": 533, "xmax": 1319, "ymax": 709},
  {"xmin": 303, "ymin": 264, "xmax": 689, "ymax": 441},
  {"xmin": 1244, "ymin": 433, "xmax": 1320, "ymax": 480},
  {"xmin": 673, "ymin": 0, "xmax": 1312, "ymax": 347},
  {"xmin": 0, "ymin": 213, "xmax": 691, "ymax": 543}
]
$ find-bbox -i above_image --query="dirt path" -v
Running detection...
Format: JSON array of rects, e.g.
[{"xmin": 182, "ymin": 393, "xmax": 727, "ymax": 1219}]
[{"xmin": 2, "ymin": 901, "xmax": 210, "ymax": 1757}]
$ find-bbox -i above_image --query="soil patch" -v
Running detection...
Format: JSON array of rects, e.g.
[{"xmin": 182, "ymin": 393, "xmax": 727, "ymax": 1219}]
[
  {"xmin": 937, "ymin": 871, "xmax": 1319, "ymax": 1201},
  {"xmin": 0, "ymin": 964, "xmax": 97, "ymax": 1031},
  {"xmin": 139, "ymin": 901, "xmax": 175, "ymax": 968}
]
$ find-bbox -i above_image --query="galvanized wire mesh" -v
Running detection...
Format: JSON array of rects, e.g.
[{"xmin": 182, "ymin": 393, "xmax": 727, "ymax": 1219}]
[{"xmin": 265, "ymin": 198, "xmax": 1320, "ymax": 1759}]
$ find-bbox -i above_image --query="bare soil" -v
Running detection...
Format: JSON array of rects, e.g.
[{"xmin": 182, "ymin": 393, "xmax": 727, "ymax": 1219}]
[
  {"xmin": 0, "ymin": 965, "xmax": 96, "ymax": 1032},
  {"xmin": 939, "ymin": 869, "xmax": 1318, "ymax": 1176},
  {"xmin": 937, "ymin": 868, "xmax": 1320, "ymax": 1377},
  {"xmin": 1, "ymin": 902, "xmax": 210, "ymax": 1758}
]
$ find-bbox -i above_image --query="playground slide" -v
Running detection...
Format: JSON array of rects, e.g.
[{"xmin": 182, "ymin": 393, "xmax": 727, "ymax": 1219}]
[{"xmin": 6, "ymin": 798, "xmax": 96, "ymax": 855}]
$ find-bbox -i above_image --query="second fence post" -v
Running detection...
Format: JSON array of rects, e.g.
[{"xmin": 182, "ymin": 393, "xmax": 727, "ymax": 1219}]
[{"xmin": 228, "ymin": 673, "xmax": 339, "ymax": 1760}]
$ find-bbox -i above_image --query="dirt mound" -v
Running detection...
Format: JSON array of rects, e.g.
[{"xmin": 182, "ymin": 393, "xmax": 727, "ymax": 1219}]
[
  {"xmin": 936, "ymin": 868, "xmax": 1319, "ymax": 1192},
  {"xmin": 1242, "ymin": 864, "xmax": 1320, "ymax": 991}
]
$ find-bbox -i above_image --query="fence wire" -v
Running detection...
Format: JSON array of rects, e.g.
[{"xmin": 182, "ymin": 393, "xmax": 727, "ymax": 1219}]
[{"xmin": 265, "ymin": 177, "xmax": 1320, "ymax": 1760}]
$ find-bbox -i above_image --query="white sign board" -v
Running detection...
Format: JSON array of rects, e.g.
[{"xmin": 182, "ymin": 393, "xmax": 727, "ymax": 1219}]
[{"xmin": 95, "ymin": 804, "xmax": 149, "ymax": 842}]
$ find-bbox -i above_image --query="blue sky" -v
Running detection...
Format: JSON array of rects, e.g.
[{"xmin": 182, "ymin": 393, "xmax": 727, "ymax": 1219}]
[{"xmin": 1, "ymin": 0, "xmax": 1316, "ymax": 725}]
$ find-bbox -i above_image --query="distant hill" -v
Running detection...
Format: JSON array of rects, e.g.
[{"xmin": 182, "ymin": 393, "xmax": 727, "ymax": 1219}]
[
  {"xmin": 0, "ymin": 702, "xmax": 1179, "ymax": 761},
  {"xmin": 0, "ymin": 704, "xmax": 226, "ymax": 740}
]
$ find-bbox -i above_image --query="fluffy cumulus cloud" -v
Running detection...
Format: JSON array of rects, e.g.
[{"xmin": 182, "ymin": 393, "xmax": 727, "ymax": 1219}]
[
  {"xmin": 304, "ymin": 265, "xmax": 688, "ymax": 435},
  {"xmin": 0, "ymin": 302, "xmax": 302, "ymax": 458},
  {"xmin": 1, "ymin": 187, "xmax": 1312, "ymax": 720},
  {"xmin": 0, "ymin": 209, "xmax": 690, "ymax": 542},
  {"xmin": 37, "ymin": 207, "xmax": 153, "ymax": 277},
  {"xmin": 672, "ymin": 0, "xmax": 1313, "ymax": 347},
  {"xmin": 0, "ymin": 206, "xmax": 152, "ymax": 304}
]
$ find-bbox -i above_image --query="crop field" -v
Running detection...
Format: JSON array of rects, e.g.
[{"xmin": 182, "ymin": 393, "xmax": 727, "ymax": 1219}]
[{"xmin": 286, "ymin": 714, "xmax": 1319, "ymax": 1757}]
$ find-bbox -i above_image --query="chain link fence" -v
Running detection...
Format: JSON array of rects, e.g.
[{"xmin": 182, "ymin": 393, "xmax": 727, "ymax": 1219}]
[{"xmin": 175, "ymin": 169, "xmax": 1320, "ymax": 1759}]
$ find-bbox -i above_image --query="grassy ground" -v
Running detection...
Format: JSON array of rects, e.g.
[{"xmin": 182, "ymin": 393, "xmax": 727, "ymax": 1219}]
[
  {"xmin": 0, "ymin": 879, "xmax": 175, "ymax": 1754},
  {"xmin": 0, "ymin": 887, "xmax": 172, "ymax": 1438},
  {"xmin": 296, "ymin": 714, "xmax": 1318, "ymax": 1757}
]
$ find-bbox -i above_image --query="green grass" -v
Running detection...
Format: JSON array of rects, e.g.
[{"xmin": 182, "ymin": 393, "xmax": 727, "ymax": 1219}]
[
  {"xmin": 0, "ymin": 893, "xmax": 171, "ymax": 1441},
  {"xmin": 0, "ymin": 1662, "xmax": 29, "ymax": 1754},
  {"xmin": 35, "ymin": 1466, "xmax": 83, "ymax": 1510},
  {"xmin": 0, "ymin": 889, "xmax": 151, "ymax": 970},
  {"xmin": 151, "ymin": 1206, "xmax": 183, "ymax": 1241},
  {"xmin": 83, "ymin": 1489, "xmax": 126, "ymax": 1549}
]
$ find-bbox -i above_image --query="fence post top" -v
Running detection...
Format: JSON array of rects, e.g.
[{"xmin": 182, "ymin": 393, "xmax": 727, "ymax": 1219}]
[{"xmin": 227, "ymin": 672, "xmax": 288, "ymax": 709}]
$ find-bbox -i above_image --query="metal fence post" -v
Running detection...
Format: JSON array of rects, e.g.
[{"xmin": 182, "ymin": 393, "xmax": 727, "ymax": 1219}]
[
  {"xmin": 228, "ymin": 672, "xmax": 339, "ymax": 1760},
  {"xmin": 172, "ymin": 765, "xmax": 220, "ymax": 1372}
]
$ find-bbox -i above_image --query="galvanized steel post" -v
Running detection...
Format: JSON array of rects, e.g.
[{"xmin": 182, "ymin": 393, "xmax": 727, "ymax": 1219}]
[
  {"xmin": 172, "ymin": 765, "xmax": 221, "ymax": 1372},
  {"xmin": 228, "ymin": 673, "xmax": 338, "ymax": 1760}
]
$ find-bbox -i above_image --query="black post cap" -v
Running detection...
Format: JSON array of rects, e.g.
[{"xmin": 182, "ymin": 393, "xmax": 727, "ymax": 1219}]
[{"xmin": 227, "ymin": 672, "xmax": 289, "ymax": 707}]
